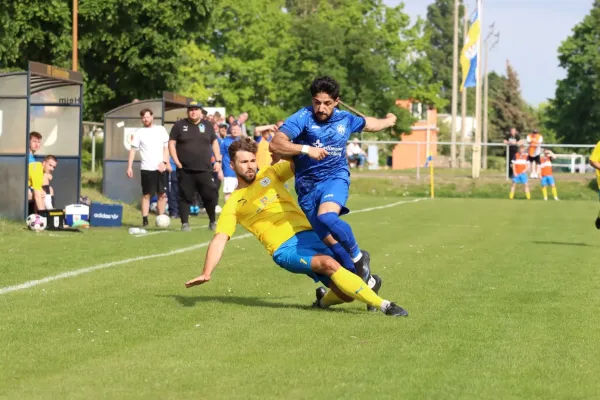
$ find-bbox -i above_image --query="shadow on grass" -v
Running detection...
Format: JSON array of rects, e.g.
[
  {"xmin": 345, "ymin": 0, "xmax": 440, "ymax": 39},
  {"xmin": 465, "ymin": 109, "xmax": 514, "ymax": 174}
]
[
  {"xmin": 532, "ymin": 241, "xmax": 592, "ymax": 247},
  {"xmin": 158, "ymin": 294, "xmax": 361, "ymax": 314}
]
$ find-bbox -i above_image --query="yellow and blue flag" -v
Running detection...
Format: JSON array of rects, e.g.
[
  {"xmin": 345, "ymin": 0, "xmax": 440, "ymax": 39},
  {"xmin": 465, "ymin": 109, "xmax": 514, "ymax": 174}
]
[{"xmin": 460, "ymin": 3, "xmax": 481, "ymax": 91}]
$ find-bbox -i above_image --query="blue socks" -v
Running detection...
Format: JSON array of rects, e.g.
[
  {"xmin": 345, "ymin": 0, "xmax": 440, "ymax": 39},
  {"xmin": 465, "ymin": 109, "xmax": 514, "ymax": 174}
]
[
  {"xmin": 317, "ymin": 212, "xmax": 361, "ymax": 259},
  {"xmin": 330, "ymin": 242, "xmax": 356, "ymax": 273}
]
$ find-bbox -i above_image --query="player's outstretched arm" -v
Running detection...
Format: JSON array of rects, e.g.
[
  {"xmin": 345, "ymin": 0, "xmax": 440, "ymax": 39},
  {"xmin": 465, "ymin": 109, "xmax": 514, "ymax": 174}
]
[
  {"xmin": 363, "ymin": 113, "xmax": 397, "ymax": 132},
  {"xmin": 269, "ymin": 132, "xmax": 328, "ymax": 160},
  {"xmin": 185, "ymin": 233, "xmax": 229, "ymax": 288}
]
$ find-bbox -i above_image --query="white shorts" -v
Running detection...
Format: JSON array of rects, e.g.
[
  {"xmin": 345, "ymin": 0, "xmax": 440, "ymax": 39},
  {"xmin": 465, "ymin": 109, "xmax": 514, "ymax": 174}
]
[{"xmin": 223, "ymin": 177, "xmax": 238, "ymax": 194}]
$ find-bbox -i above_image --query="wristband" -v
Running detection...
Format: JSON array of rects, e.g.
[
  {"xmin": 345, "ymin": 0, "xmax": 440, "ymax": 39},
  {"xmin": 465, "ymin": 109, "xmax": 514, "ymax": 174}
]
[{"xmin": 301, "ymin": 145, "xmax": 309, "ymax": 155}]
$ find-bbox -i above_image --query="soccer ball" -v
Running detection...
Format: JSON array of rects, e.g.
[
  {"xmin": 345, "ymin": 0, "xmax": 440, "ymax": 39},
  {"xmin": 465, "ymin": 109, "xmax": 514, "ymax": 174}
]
[
  {"xmin": 26, "ymin": 214, "xmax": 47, "ymax": 232},
  {"xmin": 155, "ymin": 214, "xmax": 171, "ymax": 228}
]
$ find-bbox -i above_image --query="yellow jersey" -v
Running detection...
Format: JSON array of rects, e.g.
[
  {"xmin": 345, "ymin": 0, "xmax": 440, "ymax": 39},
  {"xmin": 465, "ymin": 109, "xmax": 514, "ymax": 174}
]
[
  {"xmin": 215, "ymin": 161, "xmax": 313, "ymax": 255},
  {"xmin": 28, "ymin": 162, "xmax": 44, "ymax": 190},
  {"xmin": 590, "ymin": 141, "xmax": 600, "ymax": 187}
]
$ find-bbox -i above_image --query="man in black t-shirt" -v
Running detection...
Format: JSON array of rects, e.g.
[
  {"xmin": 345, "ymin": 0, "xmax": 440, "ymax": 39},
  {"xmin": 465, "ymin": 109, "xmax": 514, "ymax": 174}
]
[
  {"xmin": 169, "ymin": 101, "xmax": 222, "ymax": 232},
  {"xmin": 503, "ymin": 127, "xmax": 522, "ymax": 178}
]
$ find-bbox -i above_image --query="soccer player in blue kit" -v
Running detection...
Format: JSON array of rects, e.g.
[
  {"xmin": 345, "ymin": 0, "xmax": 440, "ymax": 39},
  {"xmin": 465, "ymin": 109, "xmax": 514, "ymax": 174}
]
[{"xmin": 270, "ymin": 76, "xmax": 397, "ymax": 310}]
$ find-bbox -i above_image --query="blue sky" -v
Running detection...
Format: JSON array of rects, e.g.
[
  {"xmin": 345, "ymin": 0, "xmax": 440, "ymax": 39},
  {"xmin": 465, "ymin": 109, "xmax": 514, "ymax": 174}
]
[{"xmin": 384, "ymin": 0, "xmax": 594, "ymax": 105}]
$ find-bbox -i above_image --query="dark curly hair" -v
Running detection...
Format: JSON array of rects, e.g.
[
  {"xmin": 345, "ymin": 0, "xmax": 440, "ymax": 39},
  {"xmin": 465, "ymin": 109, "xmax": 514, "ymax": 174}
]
[
  {"xmin": 310, "ymin": 76, "xmax": 340, "ymax": 99},
  {"xmin": 228, "ymin": 137, "xmax": 258, "ymax": 161}
]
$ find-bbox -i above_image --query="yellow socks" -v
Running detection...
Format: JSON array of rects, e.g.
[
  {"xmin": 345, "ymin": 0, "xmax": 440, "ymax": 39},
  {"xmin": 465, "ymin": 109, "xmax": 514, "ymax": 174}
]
[
  {"xmin": 526, "ymin": 191, "xmax": 531, "ymax": 200},
  {"xmin": 509, "ymin": 191, "xmax": 515, "ymax": 200},
  {"xmin": 552, "ymin": 187, "xmax": 558, "ymax": 199},
  {"xmin": 542, "ymin": 187, "xmax": 548, "ymax": 200},
  {"xmin": 319, "ymin": 290, "xmax": 347, "ymax": 308},
  {"xmin": 330, "ymin": 268, "xmax": 384, "ymax": 310}
]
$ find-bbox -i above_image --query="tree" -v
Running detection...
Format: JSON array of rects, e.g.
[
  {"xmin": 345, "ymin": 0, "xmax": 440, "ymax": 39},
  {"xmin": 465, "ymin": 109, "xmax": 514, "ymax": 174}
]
[
  {"xmin": 177, "ymin": 0, "xmax": 295, "ymax": 124},
  {"xmin": 489, "ymin": 61, "xmax": 537, "ymax": 138},
  {"xmin": 78, "ymin": 0, "xmax": 213, "ymax": 120},
  {"xmin": 0, "ymin": 0, "xmax": 71, "ymax": 70},
  {"xmin": 423, "ymin": 0, "xmax": 464, "ymax": 113},
  {"xmin": 548, "ymin": 0, "xmax": 600, "ymax": 144},
  {"xmin": 178, "ymin": 0, "xmax": 441, "ymax": 134}
]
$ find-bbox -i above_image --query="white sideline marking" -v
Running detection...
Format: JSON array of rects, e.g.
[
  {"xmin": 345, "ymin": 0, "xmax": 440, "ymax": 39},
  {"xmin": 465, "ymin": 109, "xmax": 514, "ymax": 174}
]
[
  {"xmin": 134, "ymin": 225, "xmax": 208, "ymax": 238},
  {"xmin": 0, "ymin": 198, "xmax": 427, "ymax": 295},
  {"xmin": 0, "ymin": 234, "xmax": 252, "ymax": 295},
  {"xmin": 348, "ymin": 198, "xmax": 426, "ymax": 214}
]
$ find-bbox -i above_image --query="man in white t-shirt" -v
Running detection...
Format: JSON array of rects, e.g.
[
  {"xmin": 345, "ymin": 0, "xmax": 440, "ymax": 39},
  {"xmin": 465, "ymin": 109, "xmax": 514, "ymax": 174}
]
[
  {"xmin": 127, "ymin": 108, "xmax": 171, "ymax": 227},
  {"xmin": 346, "ymin": 138, "xmax": 367, "ymax": 169}
]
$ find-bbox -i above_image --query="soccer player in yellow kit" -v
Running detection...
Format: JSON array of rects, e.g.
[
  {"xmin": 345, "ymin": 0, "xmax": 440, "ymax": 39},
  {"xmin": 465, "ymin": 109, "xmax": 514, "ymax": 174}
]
[
  {"xmin": 589, "ymin": 142, "xmax": 600, "ymax": 229},
  {"xmin": 185, "ymin": 137, "xmax": 408, "ymax": 317}
]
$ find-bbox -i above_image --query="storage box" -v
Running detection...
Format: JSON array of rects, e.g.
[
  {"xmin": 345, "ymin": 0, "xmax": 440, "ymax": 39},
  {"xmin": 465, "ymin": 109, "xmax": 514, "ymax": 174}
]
[
  {"xmin": 41, "ymin": 209, "xmax": 65, "ymax": 230},
  {"xmin": 65, "ymin": 204, "xmax": 90, "ymax": 226},
  {"xmin": 90, "ymin": 203, "xmax": 123, "ymax": 227}
]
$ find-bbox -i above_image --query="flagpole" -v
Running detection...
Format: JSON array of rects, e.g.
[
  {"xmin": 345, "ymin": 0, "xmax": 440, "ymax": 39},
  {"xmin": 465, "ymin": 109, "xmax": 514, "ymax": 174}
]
[
  {"xmin": 72, "ymin": 0, "xmax": 78, "ymax": 71},
  {"xmin": 459, "ymin": 6, "xmax": 468, "ymax": 168},
  {"xmin": 471, "ymin": 0, "xmax": 483, "ymax": 179},
  {"xmin": 450, "ymin": 0, "xmax": 460, "ymax": 168}
]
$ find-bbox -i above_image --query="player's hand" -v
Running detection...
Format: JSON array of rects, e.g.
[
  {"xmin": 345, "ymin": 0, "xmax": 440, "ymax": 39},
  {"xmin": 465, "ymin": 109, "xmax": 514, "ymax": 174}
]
[
  {"xmin": 185, "ymin": 274, "xmax": 211, "ymax": 288},
  {"xmin": 218, "ymin": 170, "xmax": 224, "ymax": 181},
  {"xmin": 213, "ymin": 162, "xmax": 222, "ymax": 173},
  {"xmin": 386, "ymin": 113, "xmax": 397, "ymax": 127},
  {"xmin": 166, "ymin": 163, "xmax": 173, "ymax": 173},
  {"xmin": 270, "ymin": 152, "xmax": 283, "ymax": 165},
  {"xmin": 308, "ymin": 147, "xmax": 328, "ymax": 161},
  {"xmin": 126, "ymin": 167, "xmax": 133, "ymax": 178},
  {"xmin": 175, "ymin": 161, "xmax": 183, "ymax": 169},
  {"xmin": 157, "ymin": 162, "xmax": 166, "ymax": 173}
]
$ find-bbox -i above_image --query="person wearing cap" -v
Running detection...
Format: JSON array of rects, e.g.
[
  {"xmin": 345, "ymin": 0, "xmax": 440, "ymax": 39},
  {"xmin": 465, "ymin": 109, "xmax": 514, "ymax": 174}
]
[
  {"xmin": 168, "ymin": 100, "xmax": 222, "ymax": 232},
  {"xmin": 526, "ymin": 129, "xmax": 543, "ymax": 179}
]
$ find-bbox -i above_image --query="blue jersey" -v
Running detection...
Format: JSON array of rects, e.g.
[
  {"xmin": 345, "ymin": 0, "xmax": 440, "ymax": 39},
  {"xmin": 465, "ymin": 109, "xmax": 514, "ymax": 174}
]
[
  {"xmin": 28, "ymin": 152, "xmax": 36, "ymax": 164},
  {"xmin": 220, "ymin": 136, "xmax": 240, "ymax": 178},
  {"xmin": 279, "ymin": 107, "xmax": 365, "ymax": 198}
]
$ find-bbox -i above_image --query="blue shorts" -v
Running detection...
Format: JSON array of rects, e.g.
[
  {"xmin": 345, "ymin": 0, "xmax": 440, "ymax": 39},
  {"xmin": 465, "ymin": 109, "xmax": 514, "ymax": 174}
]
[
  {"xmin": 298, "ymin": 177, "xmax": 350, "ymax": 239},
  {"xmin": 272, "ymin": 230, "xmax": 333, "ymax": 287},
  {"xmin": 512, "ymin": 173, "xmax": 528, "ymax": 184},
  {"xmin": 541, "ymin": 176, "xmax": 555, "ymax": 186}
]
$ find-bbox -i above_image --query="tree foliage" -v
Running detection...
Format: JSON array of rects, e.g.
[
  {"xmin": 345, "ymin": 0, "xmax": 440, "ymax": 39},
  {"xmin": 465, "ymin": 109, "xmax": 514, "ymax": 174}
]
[
  {"xmin": 177, "ymin": 0, "xmax": 444, "ymax": 134},
  {"xmin": 488, "ymin": 61, "xmax": 537, "ymax": 139},
  {"xmin": 548, "ymin": 0, "xmax": 600, "ymax": 144},
  {"xmin": 423, "ymin": 0, "xmax": 463, "ymax": 113}
]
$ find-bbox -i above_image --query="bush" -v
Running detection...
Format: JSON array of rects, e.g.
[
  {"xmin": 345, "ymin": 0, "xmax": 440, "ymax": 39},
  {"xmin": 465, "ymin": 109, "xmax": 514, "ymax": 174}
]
[
  {"xmin": 487, "ymin": 156, "xmax": 506, "ymax": 171},
  {"xmin": 81, "ymin": 137, "xmax": 104, "ymax": 171}
]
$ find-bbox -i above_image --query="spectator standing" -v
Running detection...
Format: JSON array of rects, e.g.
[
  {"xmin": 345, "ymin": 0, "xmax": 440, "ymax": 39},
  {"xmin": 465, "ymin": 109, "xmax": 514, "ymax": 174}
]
[
  {"xmin": 503, "ymin": 128, "xmax": 521, "ymax": 178},
  {"xmin": 254, "ymin": 124, "xmax": 278, "ymax": 170},
  {"xmin": 127, "ymin": 108, "xmax": 171, "ymax": 227},
  {"xmin": 169, "ymin": 101, "xmax": 222, "ymax": 231},
  {"xmin": 527, "ymin": 129, "xmax": 543, "ymax": 178},
  {"xmin": 221, "ymin": 124, "xmax": 243, "ymax": 202}
]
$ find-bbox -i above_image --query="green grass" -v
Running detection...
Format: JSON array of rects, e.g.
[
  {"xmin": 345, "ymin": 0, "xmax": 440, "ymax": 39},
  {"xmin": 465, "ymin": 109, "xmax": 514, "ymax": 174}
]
[
  {"xmin": 2, "ymin": 195, "xmax": 600, "ymax": 398},
  {"xmin": 351, "ymin": 173, "xmax": 599, "ymax": 201}
]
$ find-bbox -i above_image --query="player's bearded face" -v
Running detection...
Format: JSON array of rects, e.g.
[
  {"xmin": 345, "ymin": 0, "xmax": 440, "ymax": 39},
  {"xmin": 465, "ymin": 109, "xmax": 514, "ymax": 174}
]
[
  {"xmin": 312, "ymin": 93, "xmax": 339, "ymax": 121},
  {"xmin": 234, "ymin": 151, "xmax": 257, "ymax": 183}
]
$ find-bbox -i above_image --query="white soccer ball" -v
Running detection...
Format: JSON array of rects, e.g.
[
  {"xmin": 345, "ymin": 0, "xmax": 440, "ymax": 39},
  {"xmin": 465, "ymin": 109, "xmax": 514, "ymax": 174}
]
[
  {"xmin": 155, "ymin": 214, "xmax": 171, "ymax": 228},
  {"xmin": 26, "ymin": 214, "xmax": 47, "ymax": 232}
]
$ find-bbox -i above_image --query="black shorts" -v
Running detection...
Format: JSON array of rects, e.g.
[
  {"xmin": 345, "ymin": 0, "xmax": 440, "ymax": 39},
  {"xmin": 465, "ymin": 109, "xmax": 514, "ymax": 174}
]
[
  {"xmin": 177, "ymin": 169, "xmax": 216, "ymax": 205},
  {"xmin": 528, "ymin": 155, "xmax": 540, "ymax": 164},
  {"xmin": 141, "ymin": 170, "xmax": 167, "ymax": 196}
]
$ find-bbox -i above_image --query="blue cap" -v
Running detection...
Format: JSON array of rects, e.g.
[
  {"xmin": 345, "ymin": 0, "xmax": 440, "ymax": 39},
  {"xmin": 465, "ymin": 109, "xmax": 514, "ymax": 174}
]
[{"xmin": 187, "ymin": 100, "xmax": 203, "ymax": 109}]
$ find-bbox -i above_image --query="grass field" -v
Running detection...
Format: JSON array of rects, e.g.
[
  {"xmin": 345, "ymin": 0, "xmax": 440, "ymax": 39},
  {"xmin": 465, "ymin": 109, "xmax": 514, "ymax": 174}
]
[{"xmin": 2, "ymin": 195, "xmax": 600, "ymax": 399}]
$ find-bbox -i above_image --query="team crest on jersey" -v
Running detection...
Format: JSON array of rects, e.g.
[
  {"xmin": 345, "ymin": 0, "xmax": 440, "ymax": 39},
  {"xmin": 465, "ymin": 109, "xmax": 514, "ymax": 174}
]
[
  {"xmin": 312, "ymin": 139, "xmax": 323, "ymax": 148},
  {"xmin": 183, "ymin": 125, "xmax": 188, "ymax": 132},
  {"xmin": 336, "ymin": 125, "xmax": 346, "ymax": 135},
  {"xmin": 199, "ymin": 124, "xmax": 205, "ymax": 133},
  {"xmin": 260, "ymin": 177, "xmax": 271, "ymax": 187}
]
